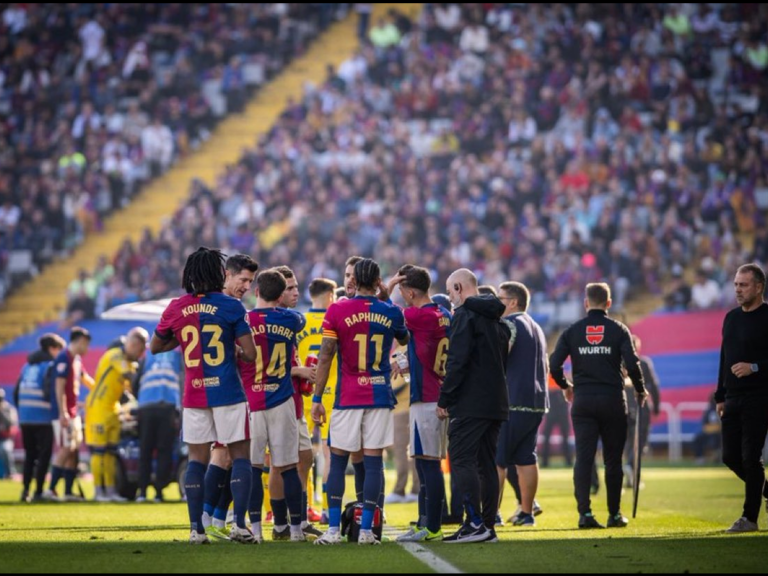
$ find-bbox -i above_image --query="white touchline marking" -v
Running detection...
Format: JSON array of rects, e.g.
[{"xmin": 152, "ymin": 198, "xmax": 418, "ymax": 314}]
[{"xmin": 397, "ymin": 541, "xmax": 464, "ymax": 574}]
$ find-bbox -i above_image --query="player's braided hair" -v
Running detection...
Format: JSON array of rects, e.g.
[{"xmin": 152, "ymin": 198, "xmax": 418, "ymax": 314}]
[
  {"xmin": 182, "ymin": 247, "xmax": 226, "ymax": 294},
  {"xmin": 354, "ymin": 258, "xmax": 381, "ymax": 291}
]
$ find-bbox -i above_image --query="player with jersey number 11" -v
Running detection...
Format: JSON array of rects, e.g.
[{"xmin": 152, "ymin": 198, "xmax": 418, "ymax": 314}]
[{"xmin": 312, "ymin": 259, "xmax": 410, "ymax": 546}]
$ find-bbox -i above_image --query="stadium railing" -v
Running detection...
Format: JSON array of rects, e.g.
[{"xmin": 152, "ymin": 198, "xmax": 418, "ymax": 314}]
[{"xmin": 650, "ymin": 401, "xmax": 710, "ymax": 462}]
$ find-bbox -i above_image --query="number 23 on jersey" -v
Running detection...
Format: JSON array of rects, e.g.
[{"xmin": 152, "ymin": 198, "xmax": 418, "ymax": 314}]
[{"xmin": 181, "ymin": 325, "xmax": 224, "ymax": 368}]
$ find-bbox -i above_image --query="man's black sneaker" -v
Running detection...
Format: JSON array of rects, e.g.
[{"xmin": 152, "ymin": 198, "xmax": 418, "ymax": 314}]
[
  {"xmin": 579, "ymin": 514, "xmax": 605, "ymax": 529},
  {"xmin": 486, "ymin": 528, "xmax": 499, "ymax": 543},
  {"xmin": 272, "ymin": 526, "xmax": 291, "ymax": 541},
  {"xmin": 607, "ymin": 514, "xmax": 629, "ymax": 528},
  {"xmin": 443, "ymin": 522, "xmax": 491, "ymax": 544}
]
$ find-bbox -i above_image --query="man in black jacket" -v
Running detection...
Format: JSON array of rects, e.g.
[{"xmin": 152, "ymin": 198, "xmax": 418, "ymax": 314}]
[
  {"xmin": 438, "ymin": 269, "xmax": 511, "ymax": 543},
  {"xmin": 550, "ymin": 283, "xmax": 647, "ymax": 529},
  {"xmin": 716, "ymin": 263, "xmax": 768, "ymax": 533}
]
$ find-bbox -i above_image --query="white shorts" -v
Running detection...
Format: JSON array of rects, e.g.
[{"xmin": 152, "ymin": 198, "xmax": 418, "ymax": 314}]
[
  {"xmin": 250, "ymin": 399, "xmax": 299, "ymax": 468},
  {"xmin": 329, "ymin": 408, "xmax": 393, "ymax": 453},
  {"xmin": 182, "ymin": 402, "xmax": 250, "ymax": 445},
  {"xmin": 298, "ymin": 416, "xmax": 312, "ymax": 453},
  {"xmin": 409, "ymin": 403, "xmax": 447, "ymax": 460},
  {"xmin": 53, "ymin": 417, "xmax": 83, "ymax": 451}
]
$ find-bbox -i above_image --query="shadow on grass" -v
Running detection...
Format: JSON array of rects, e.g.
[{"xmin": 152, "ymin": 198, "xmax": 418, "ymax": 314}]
[
  {"xmin": 0, "ymin": 540, "xmax": 433, "ymax": 574},
  {"xmin": 436, "ymin": 535, "xmax": 768, "ymax": 573},
  {"xmin": 0, "ymin": 525, "xmax": 186, "ymax": 533},
  {"xmin": 0, "ymin": 501, "xmax": 185, "ymax": 507}
]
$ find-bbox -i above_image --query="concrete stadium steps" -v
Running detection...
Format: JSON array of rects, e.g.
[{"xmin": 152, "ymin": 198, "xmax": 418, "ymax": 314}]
[{"xmin": 0, "ymin": 3, "xmax": 420, "ymax": 347}]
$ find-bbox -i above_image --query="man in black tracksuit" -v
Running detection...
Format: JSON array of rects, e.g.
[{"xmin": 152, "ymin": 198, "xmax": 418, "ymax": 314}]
[
  {"xmin": 716, "ymin": 264, "xmax": 768, "ymax": 533},
  {"xmin": 438, "ymin": 269, "xmax": 511, "ymax": 544},
  {"xmin": 550, "ymin": 283, "xmax": 647, "ymax": 529}
]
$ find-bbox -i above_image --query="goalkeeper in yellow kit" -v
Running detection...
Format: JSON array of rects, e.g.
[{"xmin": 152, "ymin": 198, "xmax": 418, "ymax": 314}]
[
  {"xmin": 298, "ymin": 278, "xmax": 339, "ymax": 523},
  {"xmin": 85, "ymin": 328, "xmax": 148, "ymax": 502}
]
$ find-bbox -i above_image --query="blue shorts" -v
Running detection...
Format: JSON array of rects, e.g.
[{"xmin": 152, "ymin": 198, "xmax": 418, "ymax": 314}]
[{"xmin": 496, "ymin": 411, "xmax": 543, "ymax": 467}]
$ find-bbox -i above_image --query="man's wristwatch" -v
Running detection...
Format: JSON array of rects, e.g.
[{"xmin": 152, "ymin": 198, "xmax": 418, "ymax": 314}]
[{"xmin": 751, "ymin": 363, "xmax": 759, "ymax": 374}]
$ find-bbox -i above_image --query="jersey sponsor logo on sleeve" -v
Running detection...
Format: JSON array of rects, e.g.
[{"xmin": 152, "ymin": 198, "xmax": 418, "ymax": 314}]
[{"xmin": 586, "ymin": 325, "xmax": 605, "ymax": 345}]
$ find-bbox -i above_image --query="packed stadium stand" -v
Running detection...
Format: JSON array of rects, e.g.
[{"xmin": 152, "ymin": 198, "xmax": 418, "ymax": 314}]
[
  {"xmin": 47, "ymin": 2, "xmax": 768, "ymax": 331},
  {"xmin": 0, "ymin": 2, "xmax": 349, "ymax": 340}
]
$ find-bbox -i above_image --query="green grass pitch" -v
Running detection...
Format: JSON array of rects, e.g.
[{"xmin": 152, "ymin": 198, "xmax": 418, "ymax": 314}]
[{"xmin": 1, "ymin": 467, "xmax": 766, "ymax": 573}]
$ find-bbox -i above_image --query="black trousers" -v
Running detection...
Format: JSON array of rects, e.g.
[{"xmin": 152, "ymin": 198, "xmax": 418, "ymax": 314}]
[
  {"xmin": 21, "ymin": 424, "xmax": 53, "ymax": 495},
  {"xmin": 721, "ymin": 395, "xmax": 768, "ymax": 523},
  {"xmin": 542, "ymin": 392, "xmax": 572, "ymax": 467},
  {"xmin": 571, "ymin": 393, "xmax": 627, "ymax": 517},
  {"xmin": 448, "ymin": 417, "xmax": 502, "ymax": 529},
  {"xmin": 138, "ymin": 404, "xmax": 176, "ymax": 495}
]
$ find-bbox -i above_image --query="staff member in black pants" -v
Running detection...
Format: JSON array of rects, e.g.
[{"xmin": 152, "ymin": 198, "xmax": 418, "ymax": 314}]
[
  {"xmin": 14, "ymin": 333, "xmax": 66, "ymax": 502},
  {"xmin": 438, "ymin": 269, "xmax": 510, "ymax": 543},
  {"xmin": 550, "ymin": 283, "xmax": 647, "ymax": 529},
  {"xmin": 716, "ymin": 263, "xmax": 768, "ymax": 533}
]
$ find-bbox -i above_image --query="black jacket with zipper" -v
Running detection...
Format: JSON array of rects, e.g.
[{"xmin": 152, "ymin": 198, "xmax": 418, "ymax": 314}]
[{"xmin": 438, "ymin": 295, "xmax": 511, "ymax": 420}]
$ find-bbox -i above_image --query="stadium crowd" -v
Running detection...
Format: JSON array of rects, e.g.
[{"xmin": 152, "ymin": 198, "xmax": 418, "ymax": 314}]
[
  {"xmin": 0, "ymin": 3, "xmax": 345, "ymax": 301},
  {"xmin": 58, "ymin": 3, "xmax": 768, "ymax": 324}
]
